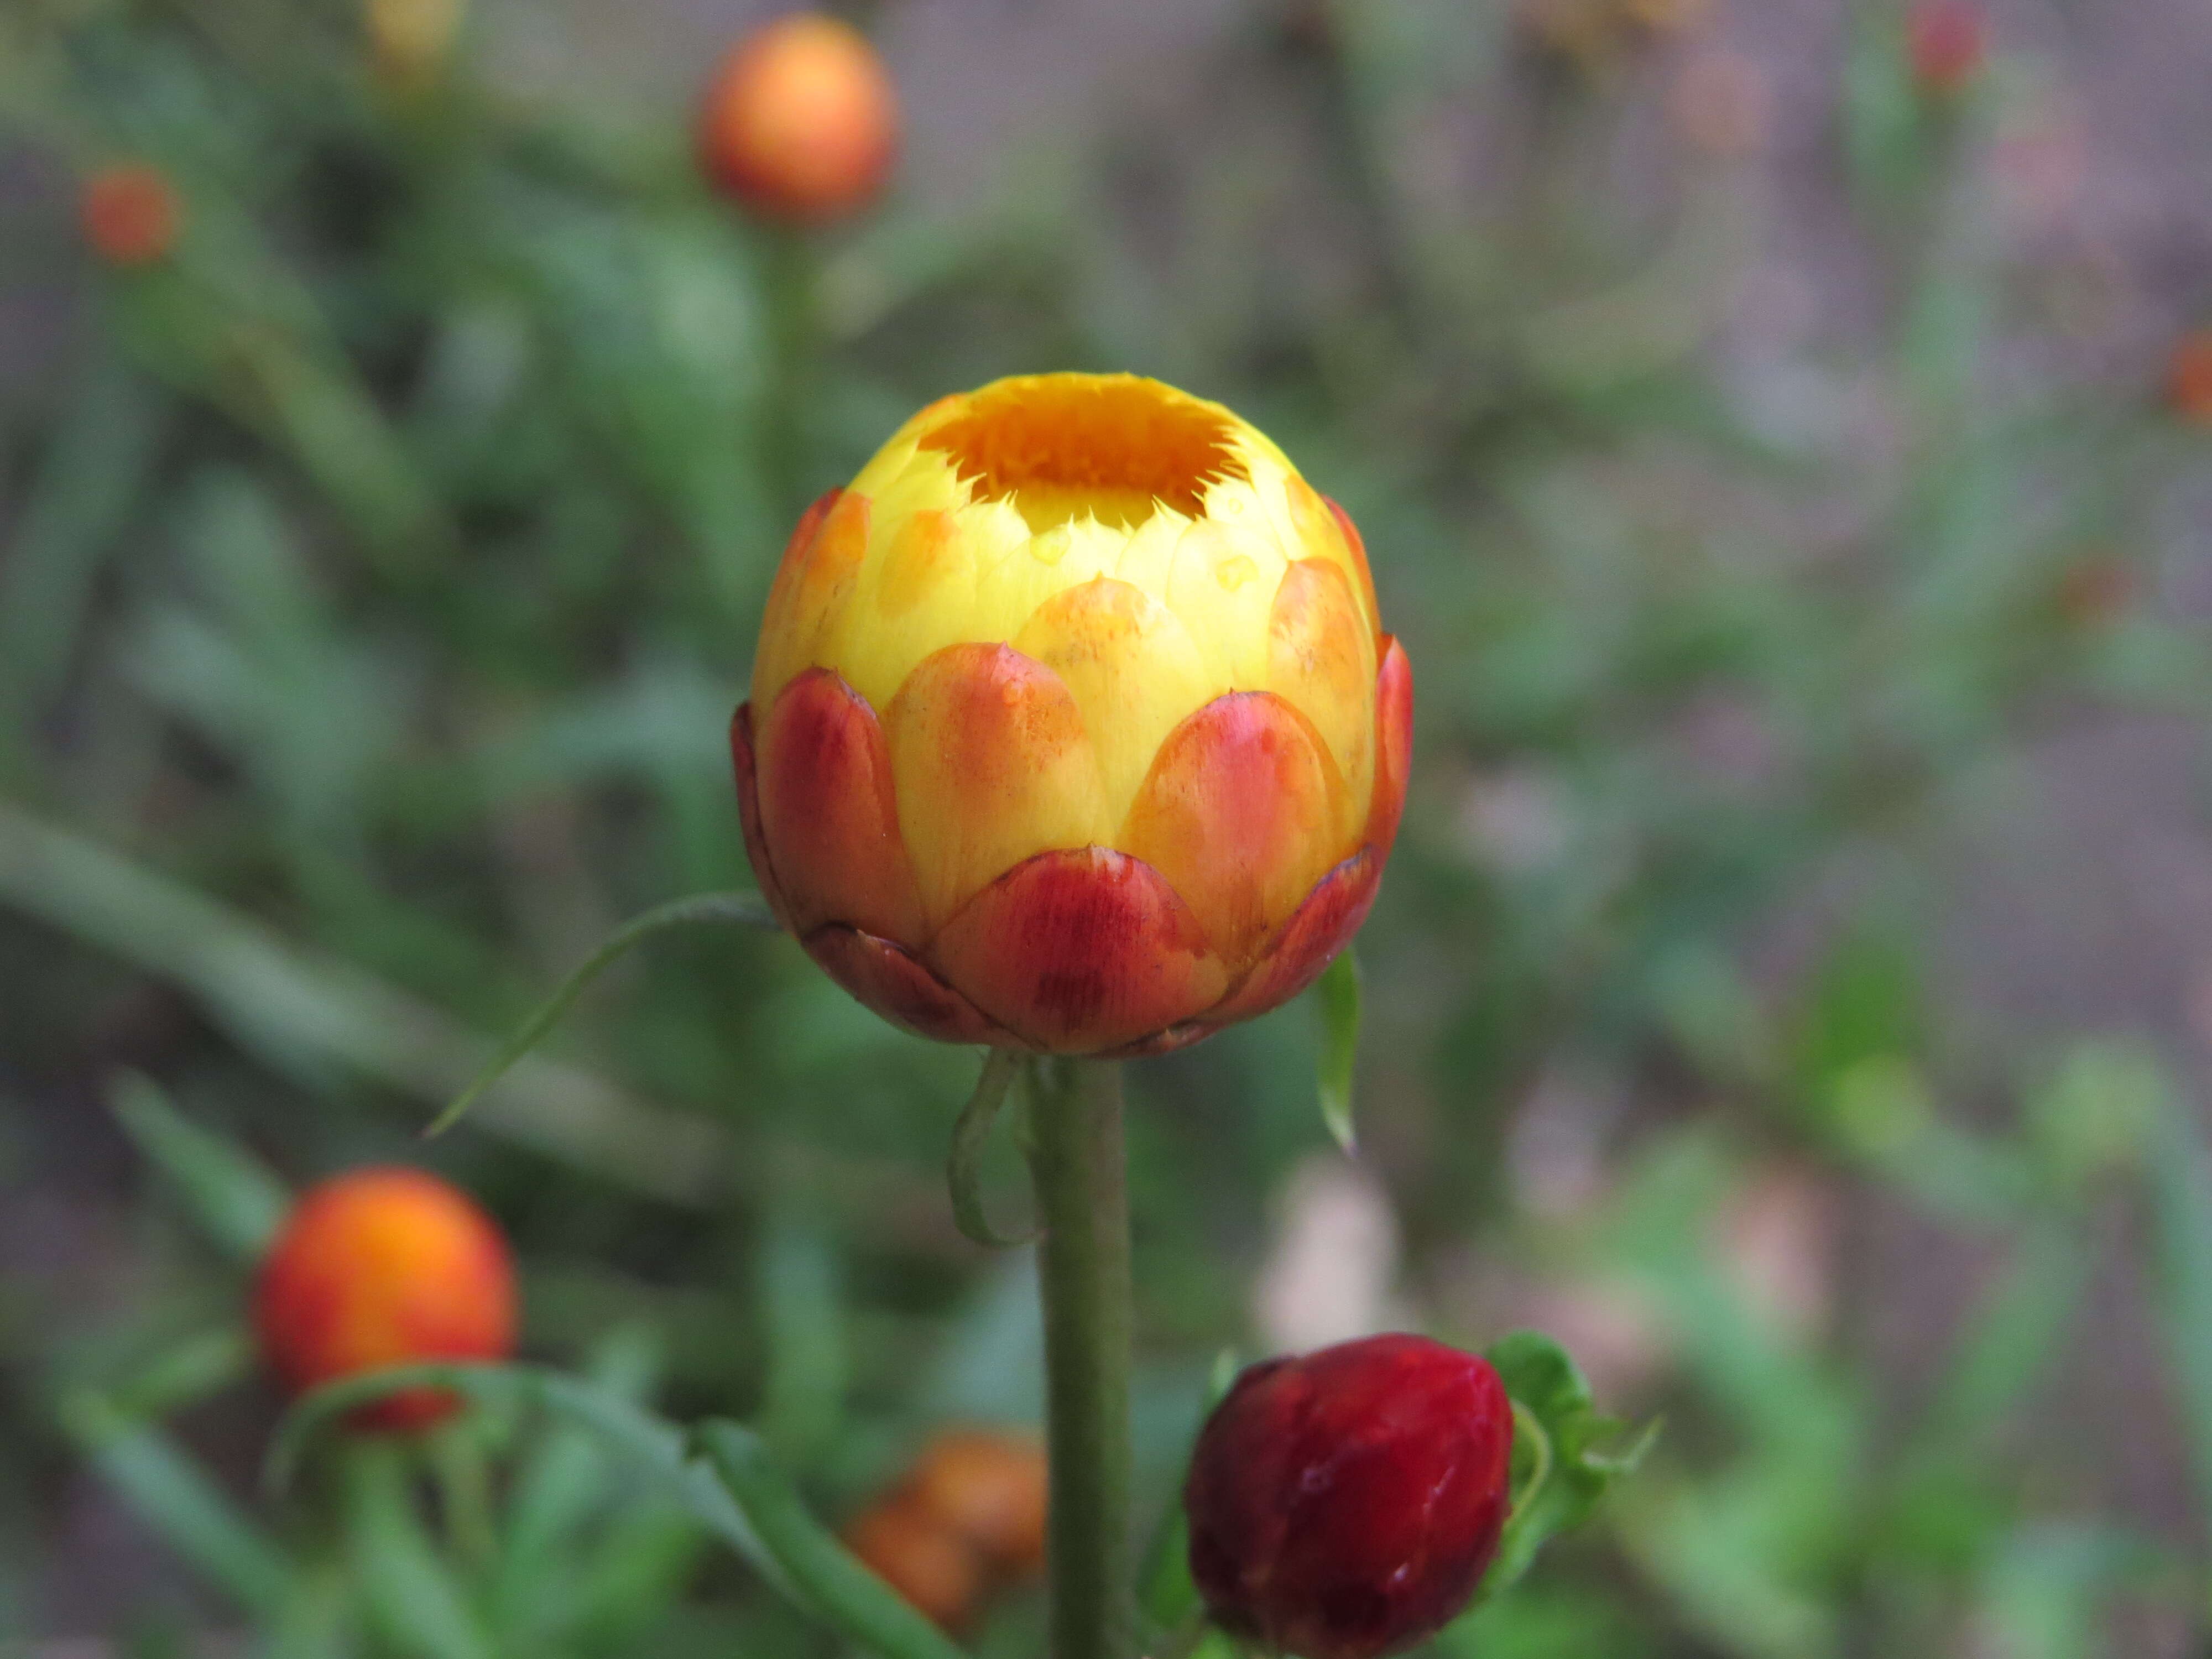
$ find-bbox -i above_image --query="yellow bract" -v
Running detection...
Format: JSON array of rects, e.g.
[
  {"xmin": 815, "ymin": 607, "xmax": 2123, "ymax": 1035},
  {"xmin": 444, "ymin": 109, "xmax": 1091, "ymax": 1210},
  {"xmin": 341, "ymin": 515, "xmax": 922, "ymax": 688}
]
[{"xmin": 750, "ymin": 373, "xmax": 1381, "ymax": 838}]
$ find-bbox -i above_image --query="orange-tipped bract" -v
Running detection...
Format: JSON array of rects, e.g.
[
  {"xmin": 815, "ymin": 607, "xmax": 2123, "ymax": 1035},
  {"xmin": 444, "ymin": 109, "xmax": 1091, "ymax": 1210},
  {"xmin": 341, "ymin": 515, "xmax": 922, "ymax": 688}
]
[
  {"xmin": 253, "ymin": 1167, "xmax": 517, "ymax": 1431},
  {"xmin": 698, "ymin": 13, "xmax": 898, "ymax": 223},
  {"xmin": 733, "ymin": 373, "xmax": 1411, "ymax": 1056}
]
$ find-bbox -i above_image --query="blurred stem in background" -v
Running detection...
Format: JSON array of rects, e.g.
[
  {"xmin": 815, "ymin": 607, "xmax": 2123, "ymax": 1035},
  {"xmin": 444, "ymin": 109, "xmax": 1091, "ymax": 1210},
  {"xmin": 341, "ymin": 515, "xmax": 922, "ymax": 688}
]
[{"xmin": 1026, "ymin": 1056, "xmax": 1136, "ymax": 1659}]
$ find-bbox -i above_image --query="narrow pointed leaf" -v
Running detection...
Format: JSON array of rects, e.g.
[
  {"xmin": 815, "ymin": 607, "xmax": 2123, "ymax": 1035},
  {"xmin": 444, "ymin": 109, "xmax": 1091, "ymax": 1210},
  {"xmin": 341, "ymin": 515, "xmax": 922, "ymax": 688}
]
[
  {"xmin": 427, "ymin": 890, "xmax": 775, "ymax": 1138},
  {"xmin": 62, "ymin": 1391, "xmax": 293, "ymax": 1616},
  {"xmin": 694, "ymin": 1419, "xmax": 973, "ymax": 1659},
  {"xmin": 106, "ymin": 1070, "xmax": 291, "ymax": 1260},
  {"xmin": 1316, "ymin": 950, "xmax": 1362, "ymax": 1153}
]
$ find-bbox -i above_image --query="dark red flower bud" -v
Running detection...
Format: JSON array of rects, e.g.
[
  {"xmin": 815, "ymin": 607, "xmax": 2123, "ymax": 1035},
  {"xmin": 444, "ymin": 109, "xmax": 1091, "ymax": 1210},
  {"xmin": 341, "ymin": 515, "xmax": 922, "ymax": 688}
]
[{"xmin": 1183, "ymin": 1334, "xmax": 1514, "ymax": 1659}]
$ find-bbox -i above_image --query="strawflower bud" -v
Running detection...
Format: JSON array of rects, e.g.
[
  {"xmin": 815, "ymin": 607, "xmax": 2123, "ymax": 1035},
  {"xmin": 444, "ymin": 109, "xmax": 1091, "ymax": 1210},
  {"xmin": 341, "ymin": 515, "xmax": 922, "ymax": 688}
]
[
  {"xmin": 733, "ymin": 372, "xmax": 1412, "ymax": 1057},
  {"xmin": 81, "ymin": 164, "xmax": 180, "ymax": 267},
  {"xmin": 846, "ymin": 1493, "xmax": 985, "ymax": 1630},
  {"xmin": 1183, "ymin": 1334, "xmax": 1513, "ymax": 1659},
  {"xmin": 253, "ymin": 1167, "xmax": 517, "ymax": 1431},
  {"xmin": 1907, "ymin": 0, "xmax": 1986, "ymax": 97},
  {"xmin": 909, "ymin": 1427, "xmax": 1049, "ymax": 1579},
  {"xmin": 698, "ymin": 13, "xmax": 898, "ymax": 223}
]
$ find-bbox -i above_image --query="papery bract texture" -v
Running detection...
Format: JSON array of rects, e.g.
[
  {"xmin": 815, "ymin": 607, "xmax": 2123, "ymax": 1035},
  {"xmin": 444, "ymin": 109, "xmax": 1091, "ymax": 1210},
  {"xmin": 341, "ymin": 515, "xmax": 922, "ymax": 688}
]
[{"xmin": 734, "ymin": 372, "xmax": 1411, "ymax": 1055}]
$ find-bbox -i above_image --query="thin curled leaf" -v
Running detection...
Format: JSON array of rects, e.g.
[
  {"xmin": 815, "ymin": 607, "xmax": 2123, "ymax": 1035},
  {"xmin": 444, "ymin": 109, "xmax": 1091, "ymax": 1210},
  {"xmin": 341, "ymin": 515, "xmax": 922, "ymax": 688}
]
[
  {"xmin": 947, "ymin": 1049, "xmax": 1035, "ymax": 1247},
  {"xmin": 426, "ymin": 891, "xmax": 775, "ymax": 1138},
  {"xmin": 1316, "ymin": 950, "xmax": 1362, "ymax": 1153},
  {"xmin": 695, "ymin": 1420, "xmax": 972, "ymax": 1659}
]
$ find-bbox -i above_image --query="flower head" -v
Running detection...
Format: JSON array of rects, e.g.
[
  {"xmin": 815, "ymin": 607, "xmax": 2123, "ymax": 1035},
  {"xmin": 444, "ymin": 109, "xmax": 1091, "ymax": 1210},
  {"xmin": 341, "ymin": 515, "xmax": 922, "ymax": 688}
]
[
  {"xmin": 733, "ymin": 373, "xmax": 1411, "ymax": 1056},
  {"xmin": 844, "ymin": 1427, "xmax": 1048, "ymax": 1630},
  {"xmin": 1183, "ymin": 1335, "xmax": 1513, "ymax": 1659},
  {"xmin": 253, "ymin": 1167, "xmax": 517, "ymax": 1431},
  {"xmin": 81, "ymin": 164, "xmax": 180, "ymax": 267},
  {"xmin": 698, "ymin": 13, "xmax": 898, "ymax": 223}
]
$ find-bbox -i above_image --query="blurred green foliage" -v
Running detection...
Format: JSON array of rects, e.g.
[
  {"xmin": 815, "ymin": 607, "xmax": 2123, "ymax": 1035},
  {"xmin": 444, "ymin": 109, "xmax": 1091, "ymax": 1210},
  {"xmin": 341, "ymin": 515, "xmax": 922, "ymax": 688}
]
[{"xmin": 5, "ymin": 0, "xmax": 2212, "ymax": 1653}]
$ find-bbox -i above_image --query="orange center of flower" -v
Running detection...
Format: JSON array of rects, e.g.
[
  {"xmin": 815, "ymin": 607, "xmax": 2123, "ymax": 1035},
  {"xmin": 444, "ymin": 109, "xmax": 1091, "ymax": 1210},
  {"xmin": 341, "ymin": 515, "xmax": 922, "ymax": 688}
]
[{"xmin": 920, "ymin": 377, "xmax": 1246, "ymax": 533}]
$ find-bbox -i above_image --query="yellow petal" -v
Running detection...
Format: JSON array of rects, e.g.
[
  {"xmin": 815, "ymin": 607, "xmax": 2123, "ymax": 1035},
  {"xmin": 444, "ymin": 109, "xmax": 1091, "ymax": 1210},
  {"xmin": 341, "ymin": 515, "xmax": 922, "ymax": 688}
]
[
  {"xmin": 1266, "ymin": 558, "xmax": 1378, "ymax": 848},
  {"xmin": 1165, "ymin": 517, "xmax": 1286, "ymax": 696},
  {"xmin": 750, "ymin": 489, "xmax": 871, "ymax": 710},
  {"xmin": 881, "ymin": 643, "xmax": 1110, "ymax": 931},
  {"xmin": 1011, "ymin": 577, "xmax": 1214, "ymax": 830}
]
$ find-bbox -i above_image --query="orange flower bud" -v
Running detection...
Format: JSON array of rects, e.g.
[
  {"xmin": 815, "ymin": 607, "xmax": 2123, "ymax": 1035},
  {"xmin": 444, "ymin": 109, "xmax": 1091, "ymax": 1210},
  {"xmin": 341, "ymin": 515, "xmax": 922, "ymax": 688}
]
[
  {"xmin": 253, "ymin": 1167, "xmax": 517, "ymax": 1431},
  {"xmin": 81, "ymin": 164, "xmax": 180, "ymax": 267},
  {"xmin": 2170, "ymin": 328, "xmax": 2212, "ymax": 426},
  {"xmin": 909, "ymin": 1428, "xmax": 1048, "ymax": 1580},
  {"xmin": 698, "ymin": 13, "xmax": 898, "ymax": 224},
  {"xmin": 733, "ymin": 373, "xmax": 1411, "ymax": 1057},
  {"xmin": 1907, "ymin": 0, "xmax": 1986, "ymax": 97},
  {"xmin": 845, "ymin": 1494, "xmax": 985, "ymax": 1630}
]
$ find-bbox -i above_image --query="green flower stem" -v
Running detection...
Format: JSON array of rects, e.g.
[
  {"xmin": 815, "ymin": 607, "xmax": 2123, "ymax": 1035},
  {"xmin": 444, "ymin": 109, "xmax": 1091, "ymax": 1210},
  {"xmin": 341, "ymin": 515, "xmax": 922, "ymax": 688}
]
[{"xmin": 1025, "ymin": 1055, "xmax": 1135, "ymax": 1659}]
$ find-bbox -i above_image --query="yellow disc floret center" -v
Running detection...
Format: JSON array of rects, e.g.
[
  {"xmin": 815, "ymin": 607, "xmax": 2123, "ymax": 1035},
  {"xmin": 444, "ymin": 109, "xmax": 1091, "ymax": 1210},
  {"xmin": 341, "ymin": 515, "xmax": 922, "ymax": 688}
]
[{"xmin": 918, "ymin": 377, "xmax": 1249, "ymax": 533}]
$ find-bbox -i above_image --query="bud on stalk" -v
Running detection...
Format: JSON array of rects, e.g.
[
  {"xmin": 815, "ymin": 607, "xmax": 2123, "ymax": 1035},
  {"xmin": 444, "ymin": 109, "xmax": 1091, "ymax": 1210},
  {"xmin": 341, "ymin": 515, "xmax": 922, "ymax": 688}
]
[
  {"xmin": 254, "ymin": 1167, "xmax": 517, "ymax": 1431},
  {"xmin": 1183, "ymin": 1334, "xmax": 1514, "ymax": 1659},
  {"xmin": 732, "ymin": 372, "xmax": 1411, "ymax": 1057}
]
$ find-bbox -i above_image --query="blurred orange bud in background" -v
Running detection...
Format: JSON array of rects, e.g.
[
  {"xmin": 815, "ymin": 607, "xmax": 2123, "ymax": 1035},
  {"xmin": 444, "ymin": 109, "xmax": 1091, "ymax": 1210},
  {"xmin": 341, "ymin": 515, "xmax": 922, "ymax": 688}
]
[
  {"xmin": 844, "ymin": 1427, "xmax": 1047, "ymax": 1630},
  {"xmin": 698, "ymin": 13, "xmax": 898, "ymax": 223},
  {"xmin": 909, "ymin": 1428, "xmax": 1049, "ymax": 1579},
  {"xmin": 845, "ymin": 1495, "xmax": 986, "ymax": 1630},
  {"xmin": 2168, "ymin": 328, "xmax": 2212, "ymax": 426},
  {"xmin": 253, "ymin": 1167, "xmax": 517, "ymax": 1431},
  {"xmin": 733, "ymin": 373, "xmax": 1410, "ymax": 1057},
  {"xmin": 1907, "ymin": 0, "xmax": 1987, "ymax": 97},
  {"xmin": 80, "ymin": 164, "xmax": 179, "ymax": 267}
]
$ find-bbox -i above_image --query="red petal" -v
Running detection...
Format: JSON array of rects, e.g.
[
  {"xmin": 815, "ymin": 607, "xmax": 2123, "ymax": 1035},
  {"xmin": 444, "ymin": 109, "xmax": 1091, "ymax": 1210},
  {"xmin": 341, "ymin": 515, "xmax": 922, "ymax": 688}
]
[
  {"xmin": 1119, "ymin": 691, "xmax": 1345, "ymax": 973},
  {"xmin": 1366, "ymin": 637, "xmax": 1412, "ymax": 862},
  {"xmin": 930, "ymin": 848, "xmax": 1229, "ymax": 1054},
  {"xmin": 756, "ymin": 667, "xmax": 927, "ymax": 946},
  {"xmin": 729, "ymin": 702, "xmax": 795, "ymax": 933},
  {"xmin": 802, "ymin": 926, "xmax": 1020, "ymax": 1047},
  {"xmin": 1201, "ymin": 848, "xmax": 1380, "ymax": 1031}
]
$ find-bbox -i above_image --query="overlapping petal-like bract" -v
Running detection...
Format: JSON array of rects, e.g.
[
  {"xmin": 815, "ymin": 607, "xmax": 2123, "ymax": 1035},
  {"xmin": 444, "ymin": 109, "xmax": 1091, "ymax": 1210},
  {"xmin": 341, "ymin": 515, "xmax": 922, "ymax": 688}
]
[{"xmin": 733, "ymin": 372, "xmax": 1411, "ymax": 1056}]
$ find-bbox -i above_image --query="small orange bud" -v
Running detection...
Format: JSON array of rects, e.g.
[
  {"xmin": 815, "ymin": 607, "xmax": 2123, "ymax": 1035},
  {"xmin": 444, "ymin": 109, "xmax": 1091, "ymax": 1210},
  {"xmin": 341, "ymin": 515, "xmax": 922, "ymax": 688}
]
[
  {"xmin": 908, "ymin": 1428, "xmax": 1049, "ymax": 1580},
  {"xmin": 1907, "ymin": 0, "xmax": 1986, "ymax": 97},
  {"xmin": 844, "ymin": 1495, "xmax": 985, "ymax": 1630},
  {"xmin": 698, "ymin": 13, "xmax": 898, "ymax": 224},
  {"xmin": 81, "ymin": 164, "xmax": 180, "ymax": 267},
  {"xmin": 2169, "ymin": 330, "xmax": 2212, "ymax": 426},
  {"xmin": 253, "ymin": 1167, "xmax": 517, "ymax": 1432}
]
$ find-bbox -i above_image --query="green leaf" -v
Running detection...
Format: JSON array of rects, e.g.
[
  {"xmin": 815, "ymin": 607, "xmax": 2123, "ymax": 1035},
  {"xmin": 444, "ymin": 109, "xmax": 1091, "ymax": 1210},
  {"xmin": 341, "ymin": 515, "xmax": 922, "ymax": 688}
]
[
  {"xmin": 269, "ymin": 1363, "xmax": 779, "ymax": 1576},
  {"xmin": 105, "ymin": 1071, "xmax": 290, "ymax": 1261},
  {"xmin": 1314, "ymin": 950, "xmax": 1362, "ymax": 1154},
  {"xmin": 2146, "ymin": 1095, "xmax": 2212, "ymax": 1513},
  {"xmin": 758, "ymin": 1209, "xmax": 849, "ymax": 1464},
  {"xmin": 339, "ymin": 1442, "xmax": 497, "ymax": 1659},
  {"xmin": 425, "ymin": 890, "xmax": 776, "ymax": 1137},
  {"xmin": 947, "ymin": 1048, "xmax": 1035, "ymax": 1248},
  {"xmin": 61, "ymin": 1391, "xmax": 294, "ymax": 1616},
  {"xmin": 1468, "ymin": 1331, "xmax": 1656, "ymax": 1605},
  {"xmin": 1136, "ymin": 1347, "xmax": 1238, "ymax": 1642},
  {"xmin": 694, "ymin": 1420, "xmax": 972, "ymax": 1659}
]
